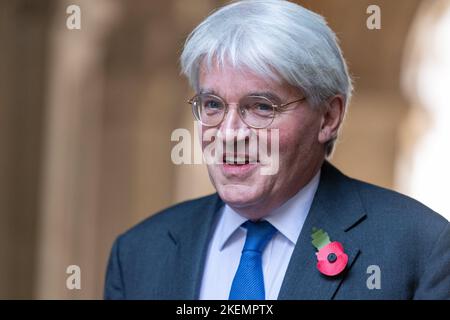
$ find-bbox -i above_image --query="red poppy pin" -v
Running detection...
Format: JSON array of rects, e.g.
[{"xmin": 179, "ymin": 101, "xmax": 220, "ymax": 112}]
[{"xmin": 311, "ymin": 227, "xmax": 348, "ymax": 276}]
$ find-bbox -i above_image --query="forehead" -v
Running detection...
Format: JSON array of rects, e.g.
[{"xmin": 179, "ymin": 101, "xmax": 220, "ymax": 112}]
[{"xmin": 198, "ymin": 61, "xmax": 298, "ymax": 100}]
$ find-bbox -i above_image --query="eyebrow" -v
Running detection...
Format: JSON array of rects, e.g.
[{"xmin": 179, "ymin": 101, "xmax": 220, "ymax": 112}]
[
  {"xmin": 198, "ymin": 88, "xmax": 218, "ymax": 95},
  {"xmin": 248, "ymin": 91, "xmax": 282, "ymax": 102},
  {"xmin": 199, "ymin": 88, "xmax": 282, "ymax": 103}
]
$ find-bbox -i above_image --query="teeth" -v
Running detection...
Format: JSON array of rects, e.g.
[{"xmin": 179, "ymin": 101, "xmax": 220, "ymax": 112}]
[
  {"xmin": 225, "ymin": 157, "xmax": 246, "ymax": 164},
  {"xmin": 224, "ymin": 156, "xmax": 256, "ymax": 164}
]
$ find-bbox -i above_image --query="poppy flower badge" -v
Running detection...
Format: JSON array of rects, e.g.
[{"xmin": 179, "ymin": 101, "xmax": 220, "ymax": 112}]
[{"xmin": 311, "ymin": 227, "xmax": 348, "ymax": 276}]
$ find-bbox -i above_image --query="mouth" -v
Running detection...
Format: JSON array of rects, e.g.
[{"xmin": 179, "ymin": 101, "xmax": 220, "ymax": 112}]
[
  {"xmin": 220, "ymin": 154, "xmax": 259, "ymax": 177},
  {"xmin": 223, "ymin": 154, "xmax": 259, "ymax": 165}
]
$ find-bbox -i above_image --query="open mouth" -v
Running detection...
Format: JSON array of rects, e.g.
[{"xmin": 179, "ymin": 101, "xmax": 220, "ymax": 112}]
[
  {"xmin": 220, "ymin": 154, "xmax": 260, "ymax": 176},
  {"xmin": 223, "ymin": 154, "xmax": 259, "ymax": 165}
]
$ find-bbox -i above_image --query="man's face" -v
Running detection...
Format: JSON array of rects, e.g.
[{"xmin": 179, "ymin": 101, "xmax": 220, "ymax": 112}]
[{"xmin": 199, "ymin": 62, "xmax": 326, "ymax": 217}]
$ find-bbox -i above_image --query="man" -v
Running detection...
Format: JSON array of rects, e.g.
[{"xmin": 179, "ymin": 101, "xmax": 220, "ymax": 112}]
[{"xmin": 104, "ymin": 0, "xmax": 449, "ymax": 299}]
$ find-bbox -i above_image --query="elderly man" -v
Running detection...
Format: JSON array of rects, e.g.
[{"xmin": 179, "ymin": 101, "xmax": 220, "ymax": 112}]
[{"xmin": 105, "ymin": 0, "xmax": 449, "ymax": 299}]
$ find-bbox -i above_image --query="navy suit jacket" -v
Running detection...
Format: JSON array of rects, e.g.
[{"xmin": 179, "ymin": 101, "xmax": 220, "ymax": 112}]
[{"xmin": 104, "ymin": 162, "xmax": 450, "ymax": 299}]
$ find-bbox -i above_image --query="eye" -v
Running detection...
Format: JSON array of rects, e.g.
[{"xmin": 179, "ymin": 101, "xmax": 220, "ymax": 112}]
[
  {"xmin": 202, "ymin": 97, "xmax": 224, "ymax": 116},
  {"xmin": 255, "ymin": 103, "xmax": 272, "ymax": 112},
  {"xmin": 249, "ymin": 101, "xmax": 274, "ymax": 117},
  {"xmin": 204, "ymin": 99, "xmax": 222, "ymax": 110}
]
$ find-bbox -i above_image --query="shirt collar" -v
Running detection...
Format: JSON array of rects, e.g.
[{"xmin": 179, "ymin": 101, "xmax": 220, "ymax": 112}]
[
  {"xmin": 218, "ymin": 170, "xmax": 321, "ymax": 250},
  {"xmin": 218, "ymin": 205, "xmax": 248, "ymax": 251}
]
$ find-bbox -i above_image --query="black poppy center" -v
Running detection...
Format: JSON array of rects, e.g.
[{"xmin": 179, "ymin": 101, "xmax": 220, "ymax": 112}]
[{"xmin": 327, "ymin": 253, "xmax": 337, "ymax": 263}]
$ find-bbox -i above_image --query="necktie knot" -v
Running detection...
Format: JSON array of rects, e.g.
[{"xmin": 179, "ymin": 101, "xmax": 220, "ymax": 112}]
[{"xmin": 242, "ymin": 220, "xmax": 276, "ymax": 253}]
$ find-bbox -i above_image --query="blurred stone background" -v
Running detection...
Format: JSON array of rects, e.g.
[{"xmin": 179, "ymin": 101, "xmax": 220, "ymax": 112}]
[{"xmin": 0, "ymin": 0, "xmax": 448, "ymax": 298}]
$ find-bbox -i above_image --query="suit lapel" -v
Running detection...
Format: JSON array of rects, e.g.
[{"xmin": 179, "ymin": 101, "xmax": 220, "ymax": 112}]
[
  {"xmin": 163, "ymin": 194, "xmax": 224, "ymax": 299},
  {"xmin": 278, "ymin": 162, "xmax": 366, "ymax": 300}
]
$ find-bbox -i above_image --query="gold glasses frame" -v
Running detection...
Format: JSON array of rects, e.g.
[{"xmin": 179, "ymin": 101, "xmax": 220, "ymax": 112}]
[{"xmin": 187, "ymin": 93, "xmax": 306, "ymax": 129}]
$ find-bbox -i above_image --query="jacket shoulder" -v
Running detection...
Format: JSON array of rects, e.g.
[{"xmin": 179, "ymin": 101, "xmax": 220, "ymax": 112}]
[
  {"xmin": 117, "ymin": 193, "xmax": 220, "ymax": 244},
  {"xmin": 348, "ymin": 176, "xmax": 448, "ymax": 267},
  {"xmin": 351, "ymin": 177, "xmax": 447, "ymax": 227}
]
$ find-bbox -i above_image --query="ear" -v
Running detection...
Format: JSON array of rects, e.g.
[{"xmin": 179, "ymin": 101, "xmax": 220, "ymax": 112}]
[{"xmin": 318, "ymin": 95, "xmax": 345, "ymax": 144}]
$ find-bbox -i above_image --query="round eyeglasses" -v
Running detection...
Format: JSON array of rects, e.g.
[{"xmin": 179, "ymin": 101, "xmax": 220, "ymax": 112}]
[{"xmin": 187, "ymin": 93, "xmax": 306, "ymax": 129}]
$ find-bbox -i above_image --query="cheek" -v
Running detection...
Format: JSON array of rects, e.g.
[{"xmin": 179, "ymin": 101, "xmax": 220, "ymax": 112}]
[
  {"xmin": 276, "ymin": 116, "xmax": 320, "ymax": 156},
  {"xmin": 277, "ymin": 122, "xmax": 307, "ymax": 152}
]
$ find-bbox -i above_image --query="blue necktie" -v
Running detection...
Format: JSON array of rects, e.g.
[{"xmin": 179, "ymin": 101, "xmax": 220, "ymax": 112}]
[{"xmin": 229, "ymin": 220, "xmax": 277, "ymax": 300}]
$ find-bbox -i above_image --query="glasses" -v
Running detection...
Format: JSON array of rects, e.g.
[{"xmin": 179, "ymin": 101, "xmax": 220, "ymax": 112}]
[{"xmin": 187, "ymin": 93, "xmax": 306, "ymax": 129}]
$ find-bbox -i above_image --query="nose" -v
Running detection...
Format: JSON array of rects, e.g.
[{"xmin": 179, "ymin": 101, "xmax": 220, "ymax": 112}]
[
  {"xmin": 217, "ymin": 103, "xmax": 252, "ymax": 148},
  {"xmin": 222, "ymin": 102, "xmax": 246, "ymax": 129}
]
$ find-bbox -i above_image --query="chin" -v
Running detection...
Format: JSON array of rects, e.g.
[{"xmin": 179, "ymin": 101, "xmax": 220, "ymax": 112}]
[{"xmin": 217, "ymin": 183, "xmax": 262, "ymax": 208}]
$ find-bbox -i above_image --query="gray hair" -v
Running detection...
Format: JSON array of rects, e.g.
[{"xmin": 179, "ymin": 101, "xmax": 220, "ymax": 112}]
[{"xmin": 180, "ymin": 0, "xmax": 353, "ymax": 156}]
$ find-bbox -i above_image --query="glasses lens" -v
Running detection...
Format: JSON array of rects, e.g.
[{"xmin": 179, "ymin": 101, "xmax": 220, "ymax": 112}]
[
  {"xmin": 240, "ymin": 96, "xmax": 275, "ymax": 128},
  {"xmin": 192, "ymin": 94, "xmax": 225, "ymax": 126}
]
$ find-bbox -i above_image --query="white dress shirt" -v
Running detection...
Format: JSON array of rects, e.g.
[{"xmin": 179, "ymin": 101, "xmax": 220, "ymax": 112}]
[{"xmin": 199, "ymin": 171, "xmax": 321, "ymax": 300}]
